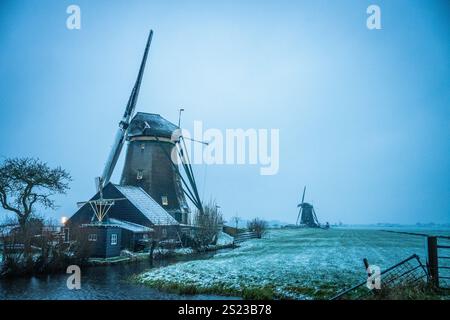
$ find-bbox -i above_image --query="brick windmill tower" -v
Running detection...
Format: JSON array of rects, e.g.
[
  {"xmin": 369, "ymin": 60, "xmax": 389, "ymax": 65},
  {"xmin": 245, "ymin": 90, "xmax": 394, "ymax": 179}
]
[{"xmin": 119, "ymin": 112, "xmax": 190, "ymax": 223}]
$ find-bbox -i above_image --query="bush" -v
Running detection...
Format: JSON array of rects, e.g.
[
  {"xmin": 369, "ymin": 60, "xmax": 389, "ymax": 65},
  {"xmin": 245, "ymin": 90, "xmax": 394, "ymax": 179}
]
[
  {"xmin": 191, "ymin": 200, "xmax": 223, "ymax": 249},
  {"xmin": 0, "ymin": 221, "xmax": 90, "ymax": 278},
  {"xmin": 247, "ymin": 218, "xmax": 268, "ymax": 239}
]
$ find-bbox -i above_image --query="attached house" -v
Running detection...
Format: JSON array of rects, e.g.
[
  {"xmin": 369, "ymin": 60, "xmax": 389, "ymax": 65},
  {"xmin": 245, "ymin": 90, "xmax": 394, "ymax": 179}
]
[{"xmin": 66, "ymin": 183, "xmax": 179, "ymax": 258}]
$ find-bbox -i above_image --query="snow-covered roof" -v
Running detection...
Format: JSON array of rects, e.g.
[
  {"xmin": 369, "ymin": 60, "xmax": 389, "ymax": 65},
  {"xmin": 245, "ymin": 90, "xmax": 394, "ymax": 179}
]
[
  {"xmin": 115, "ymin": 185, "xmax": 178, "ymax": 226},
  {"xmin": 127, "ymin": 112, "xmax": 179, "ymax": 139},
  {"xmin": 108, "ymin": 218, "xmax": 153, "ymax": 233}
]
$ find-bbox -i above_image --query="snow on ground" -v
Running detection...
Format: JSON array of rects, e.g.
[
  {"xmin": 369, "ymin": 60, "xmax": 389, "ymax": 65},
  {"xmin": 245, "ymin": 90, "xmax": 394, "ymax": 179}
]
[
  {"xmin": 174, "ymin": 247, "xmax": 194, "ymax": 255},
  {"xmin": 216, "ymin": 231, "xmax": 234, "ymax": 246},
  {"xmin": 139, "ymin": 228, "xmax": 449, "ymax": 299}
]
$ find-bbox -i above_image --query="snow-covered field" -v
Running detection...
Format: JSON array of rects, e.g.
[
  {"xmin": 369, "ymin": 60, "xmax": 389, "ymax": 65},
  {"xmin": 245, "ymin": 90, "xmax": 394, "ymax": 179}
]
[{"xmin": 139, "ymin": 228, "xmax": 450, "ymax": 299}]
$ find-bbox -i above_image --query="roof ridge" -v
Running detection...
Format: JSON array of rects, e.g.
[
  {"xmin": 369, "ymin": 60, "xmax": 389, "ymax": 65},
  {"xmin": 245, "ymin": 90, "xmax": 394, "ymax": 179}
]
[
  {"xmin": 107, "ymin": 218, "xmax": 153, "ymax": 232},
  {"xmin": 109, "ymin": 217, "xmax": 148, "ymax": 228},
  {"xmin": 135, "ymin": 112, "xmax": 161, "ymax": 116}
]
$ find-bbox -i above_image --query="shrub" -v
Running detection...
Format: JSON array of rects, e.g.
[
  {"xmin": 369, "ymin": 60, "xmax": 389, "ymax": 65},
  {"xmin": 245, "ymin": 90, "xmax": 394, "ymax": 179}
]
[{"xmin": 247, "ymin": 218, "xmax": 268, "ymax": 239}]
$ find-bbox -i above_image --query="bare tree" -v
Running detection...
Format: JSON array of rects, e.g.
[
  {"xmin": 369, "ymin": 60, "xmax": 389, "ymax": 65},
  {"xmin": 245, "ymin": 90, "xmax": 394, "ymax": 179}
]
[
  {"xmin": 193, "ymin": 200, "xmax": 223, "ymax": 248},
  {"xmin": 148, "ymin": 227, "xmax": 164, "ymax": 267},
  {"xmin": 247, "ymin": 218, "xmax": 268, "ymax": 239},
  {"xmin": 230, "ymin": 215, "xmax": 241, "ymax": 231},
  {"xmin": 0, "ymin": 157, "xmax": 71, "ymax": 231}
]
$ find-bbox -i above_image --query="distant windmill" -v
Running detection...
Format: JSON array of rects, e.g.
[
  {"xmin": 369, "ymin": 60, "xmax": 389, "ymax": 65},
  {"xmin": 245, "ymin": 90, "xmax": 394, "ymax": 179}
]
[{"xmin": 296, "ymin": 186, "xmax": 320, "ymax": 228}]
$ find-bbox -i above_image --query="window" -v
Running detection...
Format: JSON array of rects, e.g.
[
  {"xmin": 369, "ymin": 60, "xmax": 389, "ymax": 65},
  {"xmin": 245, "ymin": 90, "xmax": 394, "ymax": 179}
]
[
  {"xmin": 137, "ymin": 169, "xmax": 143, "ymax": 180},
  {"xmin": 111, "ymin": 233, "xmax": 118, "ymax": 245},
  {"xmin": 161, "ymin": 228, "xmax": 167, "ymax": 238},
  {"xmin": 140, "ymin": 143, "xmax": 145, "ymax": 151},
  {"xmin": 88, "ymin": 234, "xmax": 97, "ymax": 242},
  {"xmin": 142, "ymin": 233, "xmax": 148, "ymax": 239},
  {"xmin": 161, "ymin": 196, "xmax": 168, "ymax": 206},
  {"xmin": 63, "ymin": 228, "xmax": 70, "ymax": 243}
]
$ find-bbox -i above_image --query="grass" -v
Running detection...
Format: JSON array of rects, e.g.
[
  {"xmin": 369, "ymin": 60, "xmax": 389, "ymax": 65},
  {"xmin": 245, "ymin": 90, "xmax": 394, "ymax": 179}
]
[
  {"xmin": 368, "ymin": 282, "xmax": 449, "ymax": 300},
  {"xmin": 140, "ymin": 278, "xmax": 279, "ymax": 299},
  {"xmin": 140, "ymin": 272, "xmax": 450, "ymax": 301},
  {"xmin": 138, "ymin": 228, "xmax": 450, "ymax": 300}
]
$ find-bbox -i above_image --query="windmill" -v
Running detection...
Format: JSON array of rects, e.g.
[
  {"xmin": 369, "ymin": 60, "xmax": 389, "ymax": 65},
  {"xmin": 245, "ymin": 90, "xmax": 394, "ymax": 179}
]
[
  {"xmin": 96, "ymin": 30, "xmax": 203, "ymax": 224},
  {"xmin": 296, "ymin": 186, "xmax": 320, "ymax": 228}
]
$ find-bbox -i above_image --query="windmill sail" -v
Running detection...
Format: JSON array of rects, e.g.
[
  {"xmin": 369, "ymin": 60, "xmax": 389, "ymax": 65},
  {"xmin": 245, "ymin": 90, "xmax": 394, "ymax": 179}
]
[
  {"xmin": 301, "ymin": 186, "xmax": 306, "ymax": 204},
  {"xmin": 100, "ymin": 30, "xmax": 154, "ymax": 188}
]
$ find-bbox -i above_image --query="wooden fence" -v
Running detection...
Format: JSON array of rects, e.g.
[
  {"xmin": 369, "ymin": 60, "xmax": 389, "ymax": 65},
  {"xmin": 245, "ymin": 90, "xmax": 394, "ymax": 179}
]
[{"xmin": 233, "ymin": 231, "xmax": 259, "ymax": 243}]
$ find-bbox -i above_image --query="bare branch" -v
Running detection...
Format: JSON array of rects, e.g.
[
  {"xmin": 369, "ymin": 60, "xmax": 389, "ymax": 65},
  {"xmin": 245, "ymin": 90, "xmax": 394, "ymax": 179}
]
[{"xmin": 0, "ymin": 157, "xmax": 71, "ymax": 229}]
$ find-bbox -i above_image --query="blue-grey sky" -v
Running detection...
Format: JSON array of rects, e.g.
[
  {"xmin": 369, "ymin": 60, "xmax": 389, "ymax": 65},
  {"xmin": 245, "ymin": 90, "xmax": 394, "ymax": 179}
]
[{"xmin": 0, "ymin": 0, "xmax": 449, "ymax": 225}]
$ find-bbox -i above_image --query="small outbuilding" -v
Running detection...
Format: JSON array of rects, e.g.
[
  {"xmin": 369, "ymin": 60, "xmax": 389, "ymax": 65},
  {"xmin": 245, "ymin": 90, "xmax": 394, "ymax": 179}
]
[{"xmin": 67, "ymin": 183, "xmax": 179, "ymax": 258}]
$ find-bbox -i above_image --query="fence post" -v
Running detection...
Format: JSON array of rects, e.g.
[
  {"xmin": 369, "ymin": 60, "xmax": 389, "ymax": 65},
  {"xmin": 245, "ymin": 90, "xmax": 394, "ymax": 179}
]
[{"xmin": 426, "ymin": 236, "xmax": 439, "ymax": 288}]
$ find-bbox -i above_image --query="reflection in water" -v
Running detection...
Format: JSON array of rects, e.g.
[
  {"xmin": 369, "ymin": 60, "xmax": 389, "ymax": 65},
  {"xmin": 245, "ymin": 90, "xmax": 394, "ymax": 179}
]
[{"xmin": 0, "ymin": 250, "xmax": 238, "ymax": 300}]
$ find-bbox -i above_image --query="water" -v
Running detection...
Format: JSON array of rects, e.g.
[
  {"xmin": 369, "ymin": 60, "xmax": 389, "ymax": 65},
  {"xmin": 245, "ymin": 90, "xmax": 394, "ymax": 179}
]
[{"xmin": 0, "ymin": 251, "xmax": 238, "ymax": 300}]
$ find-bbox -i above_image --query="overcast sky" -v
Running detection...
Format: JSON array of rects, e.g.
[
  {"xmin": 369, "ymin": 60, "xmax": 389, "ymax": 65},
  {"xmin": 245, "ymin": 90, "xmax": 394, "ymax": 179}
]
[{"xmin": 0, "ymin": 0, "xmax": 449, "ymax": 225}]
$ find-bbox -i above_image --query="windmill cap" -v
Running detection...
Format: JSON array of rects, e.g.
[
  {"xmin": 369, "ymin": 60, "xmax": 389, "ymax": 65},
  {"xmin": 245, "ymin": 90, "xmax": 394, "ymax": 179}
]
[
  {"xmin": 298, "ymin": 202, "xmax": 313, "ymax": 208},
  {"xmin": 127, "ymin": 112, "xmax": 179, "ymax": 139}
]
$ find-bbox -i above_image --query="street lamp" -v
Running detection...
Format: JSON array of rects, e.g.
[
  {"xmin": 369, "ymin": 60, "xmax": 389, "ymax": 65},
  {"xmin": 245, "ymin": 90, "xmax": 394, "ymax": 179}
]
[{"xmin": 178, "ymin": 108, "xmax": 185, "ymax": 128}]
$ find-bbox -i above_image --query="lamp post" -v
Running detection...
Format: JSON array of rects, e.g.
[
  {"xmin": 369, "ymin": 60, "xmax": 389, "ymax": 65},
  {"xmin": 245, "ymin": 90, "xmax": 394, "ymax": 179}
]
[{"xmin": 178, "ymin": 108, "xmax": 185, "ymax": 128}]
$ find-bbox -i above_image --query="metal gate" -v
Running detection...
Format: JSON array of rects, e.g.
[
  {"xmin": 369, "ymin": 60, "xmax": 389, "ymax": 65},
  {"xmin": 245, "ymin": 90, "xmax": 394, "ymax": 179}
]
[
  {"xmin": 427, "ymin": 236, "xmax": 450, "ymax": 289},
  {"xmin": 331, "ymin": 254, "xmax": 428, "ymax": 300}
]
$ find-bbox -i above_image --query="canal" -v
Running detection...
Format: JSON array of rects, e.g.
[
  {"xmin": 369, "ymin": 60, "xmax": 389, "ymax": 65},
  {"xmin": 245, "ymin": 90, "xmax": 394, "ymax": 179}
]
[{"xmin": 0, "ymin": 250, "xmax": 237, "ymax": 300}]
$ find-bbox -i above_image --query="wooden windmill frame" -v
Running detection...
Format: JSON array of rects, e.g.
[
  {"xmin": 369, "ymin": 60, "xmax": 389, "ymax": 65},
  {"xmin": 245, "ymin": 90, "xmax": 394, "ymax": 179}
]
[{"xmin": 77, "ymin": 180, "xmax": 126, "ymax": 223}]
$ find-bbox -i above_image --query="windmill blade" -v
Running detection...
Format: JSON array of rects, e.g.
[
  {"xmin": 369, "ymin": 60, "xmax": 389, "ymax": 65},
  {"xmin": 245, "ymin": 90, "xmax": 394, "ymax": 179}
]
[
  {"xmin": 301, "ymin": 186, "xmax": 306, "ymax": 204},
  {"xmin": 312, "ymin": 207, "xmax": 320, "ymax": 225},
  {"xmin": 296, "ymin": 207, "xmax": 302, "ymax": 225},
  {"xmin": 100, "ymin": 30, "xmax": 153, "ymax": 187},
  {"xmin": 100, "ymin": 130, "xmax": 126, "ymax": 187},
  {"xmin": 123, "ymin": 30, "xmax": 153, "ymax": 121}
]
